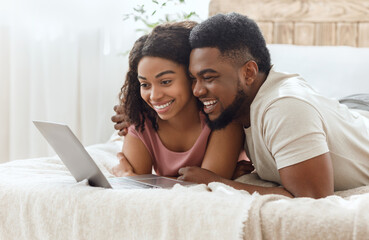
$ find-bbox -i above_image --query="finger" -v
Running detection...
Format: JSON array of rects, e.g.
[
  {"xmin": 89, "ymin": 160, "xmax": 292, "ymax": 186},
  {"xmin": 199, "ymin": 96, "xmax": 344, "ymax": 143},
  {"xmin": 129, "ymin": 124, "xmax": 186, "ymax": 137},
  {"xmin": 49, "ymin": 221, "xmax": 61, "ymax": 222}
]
[
  {"xmin": 112, "ymin": 165, "xmax": 124, "ymax": 177},
  {"xmin": 111, "ymin": 114, "xmax": 126, "ymax": 123},
  {"xmin": 177, "ymin": 176, "xmax": 184, "ymax": 181},
  {"xmin": 113, "ymin": 105, "xmax": 124, "ymax": 113},
  {"xmin": 117, "ymin": 152, "xmax": 128, "ymax": 160},
  {"xmin": 117, "ymin": 152, "xmax": 133, "ymax": 169},
  {"xmin": 178, "ymin": 167, "xmax": 188, "ymax": 175},
  {"xmin": 118, "ymin": 128, "xmax": 128, "ymax": 136},
  {"xmin": 114, "ymin": 122, "xmax": 129, "ymax": 131}
]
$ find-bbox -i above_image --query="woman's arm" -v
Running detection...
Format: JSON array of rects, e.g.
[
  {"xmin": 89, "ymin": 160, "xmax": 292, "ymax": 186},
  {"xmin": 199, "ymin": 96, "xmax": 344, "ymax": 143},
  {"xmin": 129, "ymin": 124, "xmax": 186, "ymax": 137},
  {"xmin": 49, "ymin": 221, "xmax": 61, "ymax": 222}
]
[
  {"xmin": 200, "ymin": 121, "xmax": 244, "ymax": 179},
  {"xmin": 112, "ymin": 134, "xmax": 152, "ymax": 176}
]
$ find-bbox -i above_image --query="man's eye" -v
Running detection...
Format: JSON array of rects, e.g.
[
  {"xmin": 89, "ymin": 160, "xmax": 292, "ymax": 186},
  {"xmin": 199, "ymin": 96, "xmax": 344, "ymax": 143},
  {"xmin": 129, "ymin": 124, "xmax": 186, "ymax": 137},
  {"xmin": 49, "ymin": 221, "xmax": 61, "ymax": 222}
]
[
  {"xmin": 161, "ymin": 80, "xmax": 172, "ymax": 85},
  {"xmin": 203, "ymin": 76, "xmax": 215, "ymax": 81}
]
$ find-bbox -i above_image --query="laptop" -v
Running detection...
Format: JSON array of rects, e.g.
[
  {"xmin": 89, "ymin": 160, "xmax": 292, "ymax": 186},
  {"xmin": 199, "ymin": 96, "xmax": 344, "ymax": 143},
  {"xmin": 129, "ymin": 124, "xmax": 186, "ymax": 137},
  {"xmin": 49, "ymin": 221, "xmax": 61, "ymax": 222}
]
[{"xmin": 33, "ymin": 121, "xmax": 194, "ymax": 189}]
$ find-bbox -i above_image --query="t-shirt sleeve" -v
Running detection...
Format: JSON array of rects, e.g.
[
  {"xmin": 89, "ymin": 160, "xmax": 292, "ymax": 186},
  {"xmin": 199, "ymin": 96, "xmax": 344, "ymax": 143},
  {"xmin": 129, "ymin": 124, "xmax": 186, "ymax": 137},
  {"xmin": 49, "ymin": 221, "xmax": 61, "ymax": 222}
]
[
  {"xmin": 262, "ymin": 97, "xmax": 329, "ymax": 169},
  {"xmin": 127, "ymin": 124, "xmax": 140, "ymax": 138}
]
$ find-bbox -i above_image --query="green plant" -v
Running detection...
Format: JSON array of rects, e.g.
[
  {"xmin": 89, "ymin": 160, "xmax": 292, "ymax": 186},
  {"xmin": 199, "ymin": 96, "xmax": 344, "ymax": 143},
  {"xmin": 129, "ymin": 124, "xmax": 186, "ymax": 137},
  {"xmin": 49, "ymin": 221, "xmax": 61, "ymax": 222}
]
[{"xmin": 123, "ymin": 0, "xmax": 200, "ymax": 33}]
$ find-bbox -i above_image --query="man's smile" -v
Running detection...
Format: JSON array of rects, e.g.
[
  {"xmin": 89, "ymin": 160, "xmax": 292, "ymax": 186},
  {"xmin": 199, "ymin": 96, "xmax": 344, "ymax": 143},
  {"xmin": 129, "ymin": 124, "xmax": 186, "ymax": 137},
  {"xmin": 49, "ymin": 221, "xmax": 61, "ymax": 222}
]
[{"xmin": 201, "ymin": 99, "xmax": 218, "ymax": 114}]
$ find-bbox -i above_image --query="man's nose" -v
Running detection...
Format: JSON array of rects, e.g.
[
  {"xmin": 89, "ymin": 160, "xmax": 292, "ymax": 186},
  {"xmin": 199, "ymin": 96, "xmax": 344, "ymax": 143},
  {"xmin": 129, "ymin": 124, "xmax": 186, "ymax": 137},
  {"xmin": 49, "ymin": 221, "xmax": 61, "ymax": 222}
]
[{"xmin": 192, "ymin": 80, "xmax": 207, "ymax": 97}]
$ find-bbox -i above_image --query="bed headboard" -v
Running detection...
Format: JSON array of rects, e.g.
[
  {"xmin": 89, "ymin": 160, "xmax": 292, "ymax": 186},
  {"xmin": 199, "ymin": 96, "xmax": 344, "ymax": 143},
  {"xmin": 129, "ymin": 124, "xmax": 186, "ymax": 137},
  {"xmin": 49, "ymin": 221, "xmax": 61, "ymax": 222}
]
[{"xmin": 209, "ymin": 0, "xmax": 369, "ymax": 47}]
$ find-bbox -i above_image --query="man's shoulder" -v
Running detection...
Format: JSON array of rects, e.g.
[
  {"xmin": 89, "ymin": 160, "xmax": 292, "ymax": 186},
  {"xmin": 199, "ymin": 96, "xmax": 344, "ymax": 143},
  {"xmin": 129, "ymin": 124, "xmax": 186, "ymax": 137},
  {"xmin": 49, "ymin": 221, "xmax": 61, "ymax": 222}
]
[
  {"xmin": 265, "ymin": 97, "xmax": 321, "ymax": 117},
  {"xmin": 255, "ymin": 69, "xmax": 313, "ymax": 106}
]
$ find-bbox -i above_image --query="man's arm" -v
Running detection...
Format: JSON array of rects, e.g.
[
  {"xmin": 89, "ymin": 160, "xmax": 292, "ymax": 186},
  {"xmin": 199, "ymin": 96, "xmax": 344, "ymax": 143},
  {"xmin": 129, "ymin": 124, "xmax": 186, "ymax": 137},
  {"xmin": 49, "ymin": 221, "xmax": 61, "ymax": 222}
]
[
  {"xmin": 279, "ymin": 152, "xmax": 334, "ymax": 198},
  {"xmin": 178, "ymin": 152, "xmax": 334, "ymax": 198},
  {"xmin": 178, "ymin": 166, "xmax": 293, "ymax": 197}
]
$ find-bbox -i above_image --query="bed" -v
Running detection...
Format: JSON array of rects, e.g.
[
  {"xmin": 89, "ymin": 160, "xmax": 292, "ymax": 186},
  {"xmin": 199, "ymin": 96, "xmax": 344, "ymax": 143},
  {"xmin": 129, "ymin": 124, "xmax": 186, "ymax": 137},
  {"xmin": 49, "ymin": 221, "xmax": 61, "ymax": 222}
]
[{"xmin": 1, "ymin": 0, "xmax": 369, "ymax": 239}]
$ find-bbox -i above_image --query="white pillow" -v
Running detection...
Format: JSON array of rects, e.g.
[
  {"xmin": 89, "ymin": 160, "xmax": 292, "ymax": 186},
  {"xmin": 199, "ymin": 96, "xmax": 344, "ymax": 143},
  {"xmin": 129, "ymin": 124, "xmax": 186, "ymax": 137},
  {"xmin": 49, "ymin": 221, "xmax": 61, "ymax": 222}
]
[{"xmin": 267, "ymin": 44, "xmax": 369, "ymax": 99}]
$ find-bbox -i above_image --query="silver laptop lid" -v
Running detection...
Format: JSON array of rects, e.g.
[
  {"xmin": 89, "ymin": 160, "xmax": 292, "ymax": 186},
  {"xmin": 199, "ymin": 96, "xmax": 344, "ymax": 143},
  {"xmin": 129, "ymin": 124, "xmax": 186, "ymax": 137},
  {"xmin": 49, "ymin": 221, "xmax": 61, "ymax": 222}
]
[{"xmin": 33, "ymin": 121, "xmax": 112, "ymax": 188}]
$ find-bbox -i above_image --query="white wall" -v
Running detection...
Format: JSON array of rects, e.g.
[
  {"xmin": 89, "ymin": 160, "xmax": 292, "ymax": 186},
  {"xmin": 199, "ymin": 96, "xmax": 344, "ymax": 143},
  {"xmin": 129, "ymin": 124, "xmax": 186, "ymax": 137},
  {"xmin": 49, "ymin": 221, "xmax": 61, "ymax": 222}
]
[{"xmin": 0, "ymin": 0, "xmax": 210, "ymax": 162}]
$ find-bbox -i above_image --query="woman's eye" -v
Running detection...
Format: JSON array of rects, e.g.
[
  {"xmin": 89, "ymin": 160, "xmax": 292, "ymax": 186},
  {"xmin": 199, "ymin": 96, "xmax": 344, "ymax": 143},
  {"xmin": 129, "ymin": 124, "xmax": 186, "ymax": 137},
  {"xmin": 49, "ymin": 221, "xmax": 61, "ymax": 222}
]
[{"xmin": 140, "ymin": 83, "xmax": 149, "ymax": 88}]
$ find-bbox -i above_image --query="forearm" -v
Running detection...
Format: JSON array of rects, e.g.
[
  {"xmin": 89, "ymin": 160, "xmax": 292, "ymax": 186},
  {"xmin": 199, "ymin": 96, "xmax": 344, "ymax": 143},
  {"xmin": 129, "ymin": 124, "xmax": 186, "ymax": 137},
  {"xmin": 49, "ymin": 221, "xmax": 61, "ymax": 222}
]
[
  {"xmin": 178, "ymin": 166, "xmax": 293, "ymax": 197},
  {"xmin": 201, "ymin": 162, "xmax": 237, "ymax": 179},
  {"xmin": 201, "ymin": 122, "xmax": 244, "ymax": 179},
  {"xmin": 219, "ymin": 178, "xmax": 293, "ymax": 197}
]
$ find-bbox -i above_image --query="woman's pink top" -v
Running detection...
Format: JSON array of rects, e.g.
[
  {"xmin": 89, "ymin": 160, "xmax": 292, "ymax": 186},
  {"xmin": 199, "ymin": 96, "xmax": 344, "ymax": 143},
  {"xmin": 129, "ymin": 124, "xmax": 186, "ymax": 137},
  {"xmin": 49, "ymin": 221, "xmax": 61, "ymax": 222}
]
[{"xmin": 127, "ymin": 113, "xmax": 211, "ymax": 177}]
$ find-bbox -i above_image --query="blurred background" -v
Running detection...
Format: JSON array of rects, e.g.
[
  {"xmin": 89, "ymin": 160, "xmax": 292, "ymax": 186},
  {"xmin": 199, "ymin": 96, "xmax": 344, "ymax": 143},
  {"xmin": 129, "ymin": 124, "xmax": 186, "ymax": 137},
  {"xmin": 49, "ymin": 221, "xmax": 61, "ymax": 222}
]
[{"xmin": 0, "ymin": 0, "xmax": 210, "ymax": 162}]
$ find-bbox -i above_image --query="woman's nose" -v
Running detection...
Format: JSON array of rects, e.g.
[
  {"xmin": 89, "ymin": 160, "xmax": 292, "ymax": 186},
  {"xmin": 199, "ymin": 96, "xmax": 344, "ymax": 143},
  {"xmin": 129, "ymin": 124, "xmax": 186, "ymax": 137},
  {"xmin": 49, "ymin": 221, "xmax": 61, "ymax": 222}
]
[{"xmin": 150, "ymin": 86, "xmax": 164, "ymax": 101}]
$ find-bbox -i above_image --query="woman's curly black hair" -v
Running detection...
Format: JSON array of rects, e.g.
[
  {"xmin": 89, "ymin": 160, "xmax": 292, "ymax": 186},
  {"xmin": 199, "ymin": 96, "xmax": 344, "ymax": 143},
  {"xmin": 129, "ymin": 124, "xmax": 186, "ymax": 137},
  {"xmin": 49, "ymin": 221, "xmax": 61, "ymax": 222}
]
[
  {"xmin": 189, "ymin": 12, "xmax": 271, "ymax": 73},
  {"xmin": 119, "ymin": 21, "xmax": 198, "ymax": 132}
]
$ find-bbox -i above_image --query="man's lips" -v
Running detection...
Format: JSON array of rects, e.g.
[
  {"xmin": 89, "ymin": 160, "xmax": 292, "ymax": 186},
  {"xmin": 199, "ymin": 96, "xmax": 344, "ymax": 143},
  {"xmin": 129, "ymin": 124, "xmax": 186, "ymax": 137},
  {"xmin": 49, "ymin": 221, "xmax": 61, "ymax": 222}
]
[{"xmin": 201, "ymin": 99, "xmax": 218, "ymax": 114}]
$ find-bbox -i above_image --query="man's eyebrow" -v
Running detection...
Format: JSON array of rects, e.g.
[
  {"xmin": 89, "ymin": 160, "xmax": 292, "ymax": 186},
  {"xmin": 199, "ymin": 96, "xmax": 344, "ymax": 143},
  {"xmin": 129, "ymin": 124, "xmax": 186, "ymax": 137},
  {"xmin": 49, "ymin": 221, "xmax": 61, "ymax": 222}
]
[
  {"xmin": 197, "ymin": 68, "xmax": 217, "ymax": 76},
  {"xmin": 155, "ymin": 70, "xmax": 175, "ymax": 78}
]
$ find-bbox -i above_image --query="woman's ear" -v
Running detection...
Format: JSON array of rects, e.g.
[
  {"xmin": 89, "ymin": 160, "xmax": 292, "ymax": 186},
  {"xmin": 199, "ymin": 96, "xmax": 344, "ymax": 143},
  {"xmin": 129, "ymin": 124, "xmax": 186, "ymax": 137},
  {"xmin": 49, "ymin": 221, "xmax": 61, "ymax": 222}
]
[{"xmin": 240, "ymin": 60, "xmax": 259, "ymax": 86}]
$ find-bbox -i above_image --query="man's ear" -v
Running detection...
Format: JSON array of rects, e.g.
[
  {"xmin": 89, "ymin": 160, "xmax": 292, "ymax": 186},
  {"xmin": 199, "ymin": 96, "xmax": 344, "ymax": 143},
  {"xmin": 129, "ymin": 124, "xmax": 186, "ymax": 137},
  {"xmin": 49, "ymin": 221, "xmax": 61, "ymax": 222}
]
[{"xmin": 240, "ymin": 61, "xmax": 259, "ymax": 86}]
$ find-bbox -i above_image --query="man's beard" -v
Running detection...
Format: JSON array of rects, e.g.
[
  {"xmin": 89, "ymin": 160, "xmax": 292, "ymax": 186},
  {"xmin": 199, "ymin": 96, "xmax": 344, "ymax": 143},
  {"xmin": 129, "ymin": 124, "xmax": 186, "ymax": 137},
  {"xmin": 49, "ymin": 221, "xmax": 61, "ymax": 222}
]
[{"xmin": 205, "ymin": 89, "xmax": 247, "ymax": 130}]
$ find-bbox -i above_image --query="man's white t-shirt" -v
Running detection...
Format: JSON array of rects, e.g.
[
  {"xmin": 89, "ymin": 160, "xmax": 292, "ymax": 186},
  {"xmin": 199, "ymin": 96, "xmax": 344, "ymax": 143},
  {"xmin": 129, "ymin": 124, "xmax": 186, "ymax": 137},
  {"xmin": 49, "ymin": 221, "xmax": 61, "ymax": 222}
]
[{"xmin": 246, "ymin": 67, "xmax": 369, "ymax": 191}]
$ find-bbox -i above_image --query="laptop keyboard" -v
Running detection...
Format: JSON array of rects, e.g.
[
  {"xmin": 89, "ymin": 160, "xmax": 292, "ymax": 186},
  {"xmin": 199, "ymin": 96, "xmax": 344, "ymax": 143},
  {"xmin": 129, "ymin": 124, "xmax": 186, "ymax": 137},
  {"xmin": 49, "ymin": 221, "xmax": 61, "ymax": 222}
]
[{"xmin": 108, "ymin": 177, "xmax": 155, "ymax": 189}]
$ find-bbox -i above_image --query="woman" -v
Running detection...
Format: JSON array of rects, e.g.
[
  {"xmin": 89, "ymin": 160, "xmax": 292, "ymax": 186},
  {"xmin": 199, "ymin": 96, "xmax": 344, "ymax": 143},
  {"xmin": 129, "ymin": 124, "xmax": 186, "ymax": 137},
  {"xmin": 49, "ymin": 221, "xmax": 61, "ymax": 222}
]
[{"xmin": 112, "ymin": 21, "xmax": 247, "ymax": 179}]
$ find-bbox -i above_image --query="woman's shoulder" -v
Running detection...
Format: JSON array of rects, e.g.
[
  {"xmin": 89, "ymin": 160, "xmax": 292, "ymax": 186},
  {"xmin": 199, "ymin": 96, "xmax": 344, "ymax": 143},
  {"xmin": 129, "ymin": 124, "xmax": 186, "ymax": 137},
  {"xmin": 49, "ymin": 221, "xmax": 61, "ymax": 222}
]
[{"xmin": 128, "ymin": 118, "xmax": 156, "ymax": 138}]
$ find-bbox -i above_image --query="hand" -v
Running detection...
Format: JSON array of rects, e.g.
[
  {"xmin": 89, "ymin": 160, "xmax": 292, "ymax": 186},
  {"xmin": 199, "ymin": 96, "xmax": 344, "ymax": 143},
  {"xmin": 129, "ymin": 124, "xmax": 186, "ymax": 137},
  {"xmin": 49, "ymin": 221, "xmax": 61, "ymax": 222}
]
[
  {"xmin": 232, "ymin": 160, "xmax": 254, "ymax": 180},
  {"xmin": 111, "ymin": 105, "xmax": 130, "ymax": 136},
  {"xmin": 112, "ymin": 152, "xmax": 136, "ymax": 177},
  {"xmin": 178, "ymin": 166, "xmax": 222, "ymax": 185}
]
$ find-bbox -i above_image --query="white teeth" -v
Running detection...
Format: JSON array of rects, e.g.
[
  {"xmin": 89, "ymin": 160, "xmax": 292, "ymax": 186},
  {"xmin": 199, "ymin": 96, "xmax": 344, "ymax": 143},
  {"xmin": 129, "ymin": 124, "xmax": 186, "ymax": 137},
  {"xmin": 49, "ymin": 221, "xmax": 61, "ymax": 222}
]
[
  {"xmin": 154, "ymin": 100, "xmax": 173, "ymax": 110},
  {"xmin": 203, "ymin": 100, "xmax": 217, "ymax": 106}
]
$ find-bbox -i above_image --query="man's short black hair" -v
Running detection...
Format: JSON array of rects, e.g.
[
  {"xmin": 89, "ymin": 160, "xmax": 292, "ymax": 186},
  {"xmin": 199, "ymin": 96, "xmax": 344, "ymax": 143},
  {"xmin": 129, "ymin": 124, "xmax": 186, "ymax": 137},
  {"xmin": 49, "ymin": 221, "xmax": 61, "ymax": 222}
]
[{"xmin": 189, "ymin": 12, "xmax": 271, "ymax": 73}]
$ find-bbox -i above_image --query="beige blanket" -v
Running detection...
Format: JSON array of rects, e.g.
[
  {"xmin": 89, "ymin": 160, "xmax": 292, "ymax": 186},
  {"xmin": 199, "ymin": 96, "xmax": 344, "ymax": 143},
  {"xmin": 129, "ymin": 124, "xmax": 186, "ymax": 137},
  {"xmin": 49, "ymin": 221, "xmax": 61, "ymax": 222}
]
[
  {"xmin": 1, "ymin": 138, "xmax": 368, "ymax": 240},
  {"xmin": 237, "ymin": 174, "xmax": 369, "ymax": 240}
]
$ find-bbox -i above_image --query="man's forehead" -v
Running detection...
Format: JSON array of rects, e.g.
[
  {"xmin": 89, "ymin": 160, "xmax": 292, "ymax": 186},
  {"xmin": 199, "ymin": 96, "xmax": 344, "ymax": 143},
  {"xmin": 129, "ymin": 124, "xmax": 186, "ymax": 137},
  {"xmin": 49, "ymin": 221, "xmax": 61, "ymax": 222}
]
[
  {"xmin": 189, "ymin": 47, "xmax": 223, "ymax": 71},
  {"xmin": 189, "ymin": 47, "xmax": 235, "ymax": 75},
  {"xmin": 190, "ymin": 47, "xmax": 221, "ymax": 61}
]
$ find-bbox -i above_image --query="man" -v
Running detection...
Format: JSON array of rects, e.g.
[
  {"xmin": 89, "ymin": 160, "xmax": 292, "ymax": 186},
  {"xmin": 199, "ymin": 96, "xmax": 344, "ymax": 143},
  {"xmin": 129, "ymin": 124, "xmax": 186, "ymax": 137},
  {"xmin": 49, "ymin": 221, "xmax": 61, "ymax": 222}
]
[{"xmin": 113, "ymin": 13, "xmax": 369, "ymax": 198}]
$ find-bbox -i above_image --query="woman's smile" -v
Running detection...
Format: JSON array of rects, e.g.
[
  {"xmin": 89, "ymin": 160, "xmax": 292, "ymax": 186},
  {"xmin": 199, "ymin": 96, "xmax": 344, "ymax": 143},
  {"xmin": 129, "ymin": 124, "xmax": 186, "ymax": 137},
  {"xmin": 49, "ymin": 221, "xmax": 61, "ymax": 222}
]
[{"xmin": 152, "ymin": 99, "xmax": 175, "ymax": 113}]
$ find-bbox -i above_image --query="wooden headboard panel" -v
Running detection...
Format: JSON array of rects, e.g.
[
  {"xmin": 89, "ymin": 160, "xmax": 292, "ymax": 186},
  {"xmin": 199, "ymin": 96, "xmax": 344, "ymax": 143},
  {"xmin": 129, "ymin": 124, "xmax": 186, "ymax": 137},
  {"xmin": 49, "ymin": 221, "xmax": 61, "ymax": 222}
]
[{"xmin": 209, "ymin": 0, "xmax": 369, "ymax": 47}]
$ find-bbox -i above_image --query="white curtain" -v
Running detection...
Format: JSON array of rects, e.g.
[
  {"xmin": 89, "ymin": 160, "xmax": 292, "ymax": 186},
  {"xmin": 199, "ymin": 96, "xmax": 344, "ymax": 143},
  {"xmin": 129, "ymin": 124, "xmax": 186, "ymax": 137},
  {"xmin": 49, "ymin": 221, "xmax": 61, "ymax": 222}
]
[{"xmin": 0, "ymin": 0, "xmax": 209, "ymax": 162}]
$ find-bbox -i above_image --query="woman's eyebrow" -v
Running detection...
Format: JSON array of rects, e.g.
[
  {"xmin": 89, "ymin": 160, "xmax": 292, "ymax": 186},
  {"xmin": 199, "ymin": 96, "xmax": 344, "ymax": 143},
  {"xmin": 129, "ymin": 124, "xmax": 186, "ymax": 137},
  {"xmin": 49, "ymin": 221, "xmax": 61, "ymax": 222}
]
[
  {"xmin": 155, "ymin": 70, "xmax": 175, "ymax": 78},
  {"xmin": 138, "ymin": 70, "xmax": 175, "ymax": 80}
]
